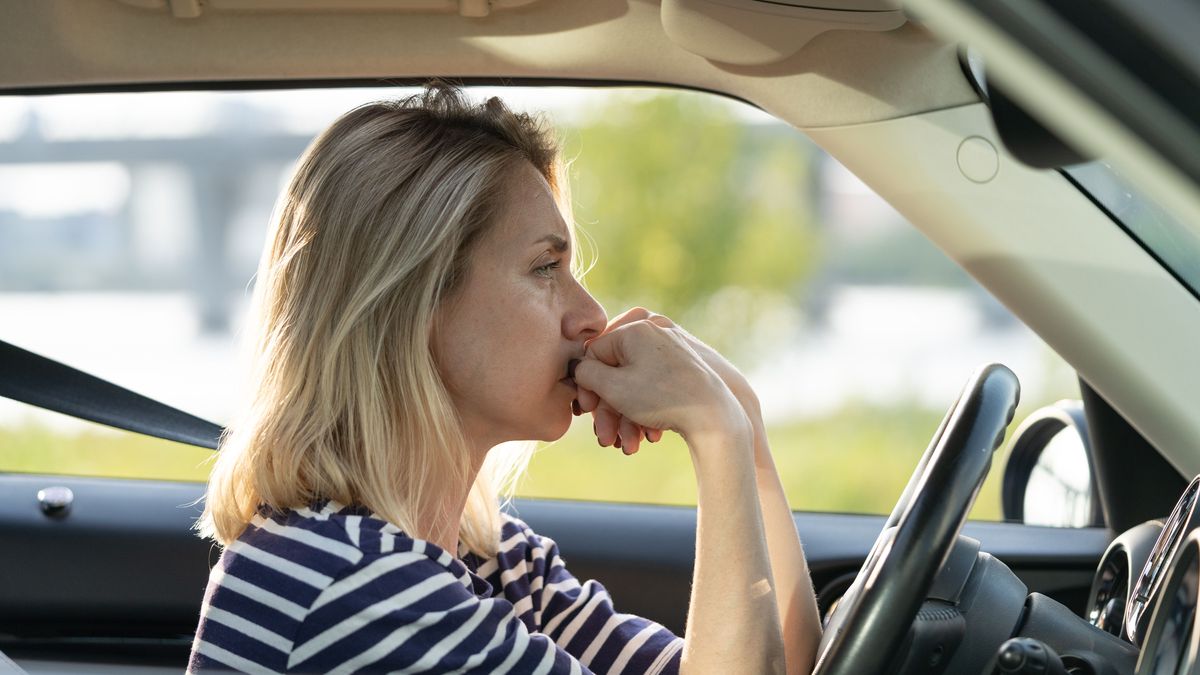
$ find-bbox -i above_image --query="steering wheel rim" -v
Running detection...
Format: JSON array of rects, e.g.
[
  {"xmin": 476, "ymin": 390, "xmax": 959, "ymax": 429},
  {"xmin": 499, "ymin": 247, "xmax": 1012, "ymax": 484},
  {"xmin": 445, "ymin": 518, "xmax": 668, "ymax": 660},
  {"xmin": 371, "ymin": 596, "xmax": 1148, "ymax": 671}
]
[{"xmin": 812, "ymin": 363, "xmax": 1020, "ymax": 675}]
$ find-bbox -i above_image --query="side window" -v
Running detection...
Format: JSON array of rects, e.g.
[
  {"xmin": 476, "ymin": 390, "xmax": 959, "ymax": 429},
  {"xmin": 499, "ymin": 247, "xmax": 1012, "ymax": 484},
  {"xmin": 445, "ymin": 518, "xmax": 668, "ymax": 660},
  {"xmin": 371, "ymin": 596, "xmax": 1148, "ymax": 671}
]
[
  {"xmin": 0, "ymin": 87, "xmax": 1077, "ymax": 520},
  {"xmin": 517, "ymin": 90, "xmax": 1079, "ymax": 521}
]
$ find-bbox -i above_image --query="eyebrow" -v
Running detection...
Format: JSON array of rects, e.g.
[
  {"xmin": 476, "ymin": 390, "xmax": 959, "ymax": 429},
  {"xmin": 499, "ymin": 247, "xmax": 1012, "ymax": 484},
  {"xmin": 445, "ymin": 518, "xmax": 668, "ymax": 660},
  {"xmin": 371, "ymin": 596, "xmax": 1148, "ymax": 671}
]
[{"xmin": 533, "ymin": 234, "xmax": 570, "ymax": 253}]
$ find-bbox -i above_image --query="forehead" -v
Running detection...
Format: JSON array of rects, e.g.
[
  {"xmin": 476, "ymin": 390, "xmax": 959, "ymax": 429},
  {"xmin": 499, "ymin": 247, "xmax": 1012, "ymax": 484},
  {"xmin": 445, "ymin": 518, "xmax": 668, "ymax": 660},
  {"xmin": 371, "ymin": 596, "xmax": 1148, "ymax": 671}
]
[{"xmin": 489, "ymin": 161, "xmax": 571, "ymax": 250}]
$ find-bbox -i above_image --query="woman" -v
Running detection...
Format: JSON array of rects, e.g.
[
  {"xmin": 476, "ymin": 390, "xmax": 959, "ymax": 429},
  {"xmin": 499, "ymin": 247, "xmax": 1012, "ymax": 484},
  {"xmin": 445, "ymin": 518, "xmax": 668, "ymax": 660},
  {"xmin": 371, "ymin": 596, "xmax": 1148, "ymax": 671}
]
[{"xmin": 189, "ymin": 84, "xmax": 822, "ymax": 674}]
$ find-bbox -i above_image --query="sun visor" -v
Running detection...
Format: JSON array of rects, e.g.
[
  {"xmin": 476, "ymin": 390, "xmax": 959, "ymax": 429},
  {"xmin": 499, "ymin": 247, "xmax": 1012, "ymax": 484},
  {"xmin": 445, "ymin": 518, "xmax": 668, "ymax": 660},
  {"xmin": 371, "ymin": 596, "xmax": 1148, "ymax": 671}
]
[{"xmin": 661, "ymin": 0, "xmax": 906, "ymax": 66}]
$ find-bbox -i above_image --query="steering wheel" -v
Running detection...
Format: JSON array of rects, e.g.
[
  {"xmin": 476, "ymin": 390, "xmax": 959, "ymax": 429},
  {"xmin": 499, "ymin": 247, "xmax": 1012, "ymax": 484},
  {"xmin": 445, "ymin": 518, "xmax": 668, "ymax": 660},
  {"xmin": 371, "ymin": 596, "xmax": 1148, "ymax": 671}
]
[{"xmin": 812, "ymin": 363, "xmax": 1020, "ymax": 675}]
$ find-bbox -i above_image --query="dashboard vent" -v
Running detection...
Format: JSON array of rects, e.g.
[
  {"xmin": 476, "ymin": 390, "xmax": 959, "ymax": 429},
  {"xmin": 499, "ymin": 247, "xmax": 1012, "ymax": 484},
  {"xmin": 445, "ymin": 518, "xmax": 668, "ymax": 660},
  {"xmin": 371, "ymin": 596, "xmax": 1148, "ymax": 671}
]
[{"xmin": 1089, "ymin": 547, "xmax": 1129, "ymax": 637}]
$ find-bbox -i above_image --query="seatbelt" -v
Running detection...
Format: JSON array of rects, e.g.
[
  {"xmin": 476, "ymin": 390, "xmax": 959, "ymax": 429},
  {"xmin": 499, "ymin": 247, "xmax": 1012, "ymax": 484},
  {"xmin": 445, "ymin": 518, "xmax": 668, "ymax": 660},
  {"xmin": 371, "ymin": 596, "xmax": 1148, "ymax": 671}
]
[{"xmin": 0, "ymin": 338, "xmax": 223, "ymax": 450}]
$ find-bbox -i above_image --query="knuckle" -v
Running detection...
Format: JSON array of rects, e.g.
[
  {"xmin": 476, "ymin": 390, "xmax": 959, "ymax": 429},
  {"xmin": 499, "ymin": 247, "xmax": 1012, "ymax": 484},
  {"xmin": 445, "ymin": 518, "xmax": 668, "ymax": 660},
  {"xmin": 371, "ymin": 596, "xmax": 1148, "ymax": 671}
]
[{"xmin": 627, "ymin": 321, "xmax": 652, "ymax": 337}]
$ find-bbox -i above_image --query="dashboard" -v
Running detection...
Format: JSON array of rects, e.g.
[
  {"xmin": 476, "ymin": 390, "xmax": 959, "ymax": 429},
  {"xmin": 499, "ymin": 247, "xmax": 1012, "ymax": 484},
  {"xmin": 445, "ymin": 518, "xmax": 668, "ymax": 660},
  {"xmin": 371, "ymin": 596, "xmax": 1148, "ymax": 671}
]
[{"xmin": 1088, "ymin": 475, "xmax": 1200, "ymax": 673}]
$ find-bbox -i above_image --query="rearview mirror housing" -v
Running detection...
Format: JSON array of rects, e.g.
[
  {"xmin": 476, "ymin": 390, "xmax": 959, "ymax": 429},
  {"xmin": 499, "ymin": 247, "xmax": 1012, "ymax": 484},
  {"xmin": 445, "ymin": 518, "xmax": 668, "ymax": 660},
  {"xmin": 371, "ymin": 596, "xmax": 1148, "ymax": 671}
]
[{"xmin": 962, "ymin": 48, "xmax": 1093, "ymax": 170}]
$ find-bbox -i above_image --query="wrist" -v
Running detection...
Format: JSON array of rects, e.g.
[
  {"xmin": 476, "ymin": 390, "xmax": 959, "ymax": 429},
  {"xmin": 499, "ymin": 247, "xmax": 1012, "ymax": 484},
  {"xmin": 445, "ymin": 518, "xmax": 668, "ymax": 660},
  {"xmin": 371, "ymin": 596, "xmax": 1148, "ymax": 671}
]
[{"xmin": 682, "ymin": 401, "xmax": 754, "ymax": 459}]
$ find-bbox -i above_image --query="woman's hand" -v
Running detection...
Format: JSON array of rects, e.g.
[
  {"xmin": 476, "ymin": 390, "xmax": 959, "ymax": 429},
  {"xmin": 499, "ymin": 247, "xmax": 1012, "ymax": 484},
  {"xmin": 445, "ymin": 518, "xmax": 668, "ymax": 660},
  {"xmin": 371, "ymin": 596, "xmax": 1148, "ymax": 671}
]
[
  {"xmin": 577, "ymin": 307, "xmax": 761, "ymax": 454},
  {"xmin": 576, "ymin": 310, "xmax": 793, "ymax": 675},
  {"xmin": 572, "ymin": 318, "xmax": 749, "ymax": 448}
]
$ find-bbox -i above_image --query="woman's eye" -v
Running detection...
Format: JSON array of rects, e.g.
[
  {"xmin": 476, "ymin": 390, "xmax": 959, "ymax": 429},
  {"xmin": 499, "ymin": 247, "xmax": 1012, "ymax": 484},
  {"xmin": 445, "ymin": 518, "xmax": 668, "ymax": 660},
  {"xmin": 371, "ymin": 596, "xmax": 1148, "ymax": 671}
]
[{"xmin": 534, "ymin": 261, "xmax": 561, "ymax": 278}]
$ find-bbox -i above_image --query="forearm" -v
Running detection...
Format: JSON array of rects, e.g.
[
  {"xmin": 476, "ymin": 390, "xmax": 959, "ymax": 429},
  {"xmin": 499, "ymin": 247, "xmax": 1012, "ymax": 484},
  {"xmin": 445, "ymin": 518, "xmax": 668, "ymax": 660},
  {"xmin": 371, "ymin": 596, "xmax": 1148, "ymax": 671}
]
[
  {"xmin": 680, "ymin": 422, "xmax": 786, "ymax": 675},
  {"xmin": 749, "ymin": 413, "xmax": 823, "ymax": 675}
]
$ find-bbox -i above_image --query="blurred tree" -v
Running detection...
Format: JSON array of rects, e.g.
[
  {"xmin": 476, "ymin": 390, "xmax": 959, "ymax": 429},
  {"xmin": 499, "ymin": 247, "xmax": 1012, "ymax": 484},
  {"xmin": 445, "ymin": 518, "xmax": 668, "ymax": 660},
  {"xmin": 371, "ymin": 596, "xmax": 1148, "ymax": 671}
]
[{"xmin": 562, "ymin": 91, "xmax": 818, "ymax": 364}]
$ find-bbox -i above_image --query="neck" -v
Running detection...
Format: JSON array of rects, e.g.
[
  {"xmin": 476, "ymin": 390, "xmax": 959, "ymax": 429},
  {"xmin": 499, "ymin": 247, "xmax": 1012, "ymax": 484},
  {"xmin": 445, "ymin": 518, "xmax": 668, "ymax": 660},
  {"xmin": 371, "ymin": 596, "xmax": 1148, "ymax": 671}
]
[
  {"xmin": 424, "ymin": 445, "xmax": 489, "ymax": 555},
  {"xmin": 426, "ymin": 492, "xmax": 469, "ymax": 555}
]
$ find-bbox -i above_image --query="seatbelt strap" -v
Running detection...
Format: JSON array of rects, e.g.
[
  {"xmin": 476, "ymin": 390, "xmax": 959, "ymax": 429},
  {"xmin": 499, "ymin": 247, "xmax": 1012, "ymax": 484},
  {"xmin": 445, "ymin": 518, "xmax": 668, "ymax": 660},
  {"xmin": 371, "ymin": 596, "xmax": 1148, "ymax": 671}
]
[{"xmin": 0, "ymin": 338, "xmax": 223, "ymax": 450}]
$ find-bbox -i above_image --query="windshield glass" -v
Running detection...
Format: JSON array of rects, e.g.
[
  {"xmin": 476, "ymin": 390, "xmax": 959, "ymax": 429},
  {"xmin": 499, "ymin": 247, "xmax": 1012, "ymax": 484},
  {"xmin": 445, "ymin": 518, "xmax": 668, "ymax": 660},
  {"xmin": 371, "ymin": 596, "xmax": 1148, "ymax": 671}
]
[
  {"xmin": 0, "ymin": 85, "xmax": 1080, "ymax": 520},
  {"xmin": 1066, "ymin": 161, "xmax": 1200, "ymax": 299}
]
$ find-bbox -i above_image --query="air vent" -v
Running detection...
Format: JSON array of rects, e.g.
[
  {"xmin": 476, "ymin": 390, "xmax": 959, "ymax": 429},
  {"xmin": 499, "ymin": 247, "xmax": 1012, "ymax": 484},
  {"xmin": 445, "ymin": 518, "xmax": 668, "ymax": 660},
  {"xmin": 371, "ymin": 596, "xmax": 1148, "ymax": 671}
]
[
  {"xmin": 1088, "ymin": 547, "xmax": 1129, "ymax": 637},
  {"xmin": 1087, "ymin": 519, "xmax": 1164, "ymax": 643}
]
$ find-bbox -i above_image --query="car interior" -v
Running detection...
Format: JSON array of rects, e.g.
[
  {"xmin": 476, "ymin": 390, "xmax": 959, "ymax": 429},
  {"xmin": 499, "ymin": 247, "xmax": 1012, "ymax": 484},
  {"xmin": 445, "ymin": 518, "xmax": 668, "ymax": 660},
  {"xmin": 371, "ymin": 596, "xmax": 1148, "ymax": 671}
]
[{"xmin": 2, "ymin": 1, "xmax": 1200, "ymax": 674}]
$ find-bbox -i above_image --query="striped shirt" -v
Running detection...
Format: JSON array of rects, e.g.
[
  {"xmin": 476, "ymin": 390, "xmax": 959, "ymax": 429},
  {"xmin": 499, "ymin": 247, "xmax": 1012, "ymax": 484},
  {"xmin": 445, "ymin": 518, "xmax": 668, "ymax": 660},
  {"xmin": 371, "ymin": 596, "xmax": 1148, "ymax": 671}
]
[{"xmin": 188, "ymin": 501, "xmax": 684, "ymax": 674}]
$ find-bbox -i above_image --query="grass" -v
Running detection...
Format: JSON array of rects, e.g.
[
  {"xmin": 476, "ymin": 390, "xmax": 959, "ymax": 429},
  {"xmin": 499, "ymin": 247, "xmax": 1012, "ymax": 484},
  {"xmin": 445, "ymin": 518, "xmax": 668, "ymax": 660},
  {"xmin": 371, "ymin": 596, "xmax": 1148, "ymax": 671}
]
[
  {"xmin": 520, "ymin": 405, "xmax": 1005, "ymax": 520},
  {"xmin": 0, "ymin": 403, "xmax": 1005, "ymax": 520},
  {"xmin": 0, "ymin": 423, "xmax": 217, "ymax": 481}
]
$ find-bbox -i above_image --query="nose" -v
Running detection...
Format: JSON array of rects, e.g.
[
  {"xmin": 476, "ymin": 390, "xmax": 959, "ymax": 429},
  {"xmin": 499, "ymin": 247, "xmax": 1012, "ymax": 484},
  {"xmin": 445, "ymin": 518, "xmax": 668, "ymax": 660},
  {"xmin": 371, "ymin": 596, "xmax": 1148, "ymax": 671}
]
[{"xmin": 563, "ymin": 278, "xmax": 607, "ymax": 343}]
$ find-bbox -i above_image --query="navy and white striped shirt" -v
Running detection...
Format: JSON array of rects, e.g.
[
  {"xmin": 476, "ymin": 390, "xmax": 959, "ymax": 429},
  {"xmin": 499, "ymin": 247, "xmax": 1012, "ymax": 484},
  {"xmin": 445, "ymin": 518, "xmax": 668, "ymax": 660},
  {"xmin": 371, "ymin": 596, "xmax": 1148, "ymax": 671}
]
[{"xmin": 188, "ymin": 501, "xmax": 683, "ymax": 674}]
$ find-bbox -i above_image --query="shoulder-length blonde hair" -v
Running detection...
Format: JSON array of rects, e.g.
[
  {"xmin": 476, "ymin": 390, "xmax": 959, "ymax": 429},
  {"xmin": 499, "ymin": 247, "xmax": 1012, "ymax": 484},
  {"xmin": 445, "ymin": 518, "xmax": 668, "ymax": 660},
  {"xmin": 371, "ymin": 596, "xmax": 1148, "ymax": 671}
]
[{"xmin": 198, "ymin": 84, "xmax": 566, "ymax": 558}]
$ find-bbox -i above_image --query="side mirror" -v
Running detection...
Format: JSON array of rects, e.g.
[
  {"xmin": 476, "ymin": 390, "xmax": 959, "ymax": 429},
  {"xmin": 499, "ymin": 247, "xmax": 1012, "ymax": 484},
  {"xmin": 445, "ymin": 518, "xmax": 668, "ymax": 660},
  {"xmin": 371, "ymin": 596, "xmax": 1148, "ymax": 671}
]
[{"xmin": 1002, "ymin": 401, "xmax": 1104, "ymax": 528}]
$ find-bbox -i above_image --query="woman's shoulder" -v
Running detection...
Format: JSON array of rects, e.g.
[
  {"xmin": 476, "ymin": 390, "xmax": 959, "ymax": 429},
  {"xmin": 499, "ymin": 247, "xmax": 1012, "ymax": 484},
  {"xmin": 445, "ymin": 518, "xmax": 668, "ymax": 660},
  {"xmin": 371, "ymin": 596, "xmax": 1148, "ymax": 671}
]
[
  {"xmin": 464, "ymin": 512, "xmax": 566, "ymax": 584},
  {"xmin": 228, "ymin": 500, "xmax": 473, "ymax": 585},
  {"xmin": 194, "ymin": 505, "xmax": 518, "ymax": 673},
  {"xmin": 494, "ymin": 511, "xmax": 562, "ymax": 558},
  {"xmin": 213, "ymin": 501, "xmax": 486, "ymax": 617}
]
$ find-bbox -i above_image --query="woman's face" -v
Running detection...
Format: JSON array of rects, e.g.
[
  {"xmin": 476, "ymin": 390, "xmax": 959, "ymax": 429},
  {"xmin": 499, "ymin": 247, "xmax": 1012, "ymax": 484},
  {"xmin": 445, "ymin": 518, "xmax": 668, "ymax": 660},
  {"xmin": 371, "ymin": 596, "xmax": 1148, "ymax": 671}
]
[{"xmin": 433, "ymin": 161, "xmax": 607, "ymax": 452}]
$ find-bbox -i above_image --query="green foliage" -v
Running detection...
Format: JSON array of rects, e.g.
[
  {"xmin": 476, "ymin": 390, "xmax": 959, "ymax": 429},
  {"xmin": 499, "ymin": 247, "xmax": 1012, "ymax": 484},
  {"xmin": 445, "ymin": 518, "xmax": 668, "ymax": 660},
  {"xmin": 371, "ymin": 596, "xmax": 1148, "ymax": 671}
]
[
  {"xmin": 562, "ymin": 91, "xmax": 818, "ymax": 364},
  {"xmin": 0, "ymin": 422, "xmax": 214, "ymax": 482},
  {"xmin": 519, "ymin": 404, "xmax": 1004, "ymax": 521},
  {"xmin": 0, "ymin": 404, "xmax": 1004, "ymax": 521}
]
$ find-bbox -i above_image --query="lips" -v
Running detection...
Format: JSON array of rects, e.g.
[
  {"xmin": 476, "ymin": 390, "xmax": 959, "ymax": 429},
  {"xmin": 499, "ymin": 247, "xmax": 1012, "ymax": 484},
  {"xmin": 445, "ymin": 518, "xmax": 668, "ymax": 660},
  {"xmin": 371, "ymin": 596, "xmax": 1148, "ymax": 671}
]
[{"xmin": 560, "ymin": 358, "xmax": 581, "ymax": 388}]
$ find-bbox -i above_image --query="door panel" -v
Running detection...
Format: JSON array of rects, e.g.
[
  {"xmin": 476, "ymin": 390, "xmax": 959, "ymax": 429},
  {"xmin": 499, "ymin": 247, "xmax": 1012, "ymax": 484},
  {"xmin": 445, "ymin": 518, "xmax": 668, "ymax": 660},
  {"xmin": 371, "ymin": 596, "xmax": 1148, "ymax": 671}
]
[
  {"xmin": 0, "ymin": 474, "xmax": 1111, "ymax": 668},
  {"xmin": 513, "ymin": 499, "xmax": 1111, "ymax": 635},
  {"xmin": 0, "ymin": 475, "xmax": 210, "ymax": 637}
]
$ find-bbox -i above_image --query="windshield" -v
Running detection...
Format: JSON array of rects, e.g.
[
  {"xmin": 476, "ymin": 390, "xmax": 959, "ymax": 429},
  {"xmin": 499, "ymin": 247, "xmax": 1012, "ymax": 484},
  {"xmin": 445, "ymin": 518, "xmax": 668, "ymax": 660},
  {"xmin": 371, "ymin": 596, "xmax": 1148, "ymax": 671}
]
[{"xmin": 1065, "ymin": 161, "xmax": 1200, "ymax": 299}]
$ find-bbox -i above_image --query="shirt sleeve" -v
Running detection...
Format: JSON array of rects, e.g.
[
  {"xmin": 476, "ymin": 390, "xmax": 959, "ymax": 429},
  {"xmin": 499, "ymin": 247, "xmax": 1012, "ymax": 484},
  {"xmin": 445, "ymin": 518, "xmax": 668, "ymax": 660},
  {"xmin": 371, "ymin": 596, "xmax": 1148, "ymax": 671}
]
[
  {"xmin": 287, "ymin": 547, "xmax": 594, "ymax": 674},
  {"xmin": 503, "ymin": 517, "xmax": 685, "ymax": 675}
]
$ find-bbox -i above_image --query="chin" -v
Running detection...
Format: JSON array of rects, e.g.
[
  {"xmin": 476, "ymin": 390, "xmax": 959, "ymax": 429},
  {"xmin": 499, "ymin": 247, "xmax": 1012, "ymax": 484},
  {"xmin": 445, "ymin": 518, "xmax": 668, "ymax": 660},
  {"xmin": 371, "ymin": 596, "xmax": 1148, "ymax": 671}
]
[{"xmin": 536, "ymin": 407, "xmax": 574, "ymax": 442}]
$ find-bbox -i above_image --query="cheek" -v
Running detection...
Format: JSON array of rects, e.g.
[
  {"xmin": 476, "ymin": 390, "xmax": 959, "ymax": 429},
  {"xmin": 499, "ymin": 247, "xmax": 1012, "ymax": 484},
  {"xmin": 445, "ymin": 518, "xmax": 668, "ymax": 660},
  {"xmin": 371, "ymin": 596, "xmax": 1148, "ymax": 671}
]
[
  {"xmin": 442, "ymin": 272, "xmax": 568, "ymax": 394},
  {"xmin": 491, "ymin": 283, "xmax": 562, "ymax": 353},
  {"xmin": 487, "ymin": 315, "xmax": 559, "ymax": 386},
  {"xmin": 441, "ymin": 295, "xmax": 553, "ymax": 395}
]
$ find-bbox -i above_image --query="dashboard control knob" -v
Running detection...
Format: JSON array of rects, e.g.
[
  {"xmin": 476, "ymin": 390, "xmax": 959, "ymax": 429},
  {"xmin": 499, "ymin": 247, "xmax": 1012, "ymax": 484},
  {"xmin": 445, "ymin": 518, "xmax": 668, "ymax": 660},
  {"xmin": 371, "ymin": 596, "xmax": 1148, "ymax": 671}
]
[
  {"xmin": 1097, "ymin": 597, "xmax": 1125, "ymax": 636},
  {"xmin": 994, "ymin": 638, "xmax": 1067, "ymax": 674}
]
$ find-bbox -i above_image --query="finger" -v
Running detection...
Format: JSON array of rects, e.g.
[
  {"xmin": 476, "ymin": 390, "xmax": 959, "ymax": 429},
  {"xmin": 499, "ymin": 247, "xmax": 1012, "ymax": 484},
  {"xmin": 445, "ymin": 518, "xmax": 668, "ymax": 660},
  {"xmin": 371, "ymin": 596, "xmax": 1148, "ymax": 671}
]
[
  {"xmin": 646, "ymin": 427, "xmax": 664, "ymax": 443},
  {"xmin": 593, "ymin": 401, "xmax": 621, "ymax": 447},
  {"xmin": 583, "ymin": 320, "xmax": 670, "ymax": 373},
  {"xmin": 615, "ymin": 307, "xmax": 674, "ymax": 331},
  {"xmin": 580, "ymin": 323, "xmax": 633, "ymax": 368},
  {"xmin": 646, "ymin": 314, "xmax": 674, "ymax": 329},
  {"xmin": 629, "ymin": 307, "xmax": 674, "ymax": 330},
  {"xmin": 580, "ymin": 317, "xmax": 648, "ymax": 367},
  {"xmin": 619, "ymin": 416, "xmax": 643, "ymax": 456},
  {"xmin": 573, "ymin": 349, "xmax": 624, "ymax": 395},
  {"xmin": 607, "ymin": 307, "xmax": 651, "ymax": 332},
  {"xmin": 601, "ymin": 307, "xmax": 675, "ymax": 339},
  {"xmin": 584, "ymin": 307, "xmax": 657, "ymax": 351},
  {"xmin": 575, "ymin": 385, "xmax": 601, "ymax": 413}
]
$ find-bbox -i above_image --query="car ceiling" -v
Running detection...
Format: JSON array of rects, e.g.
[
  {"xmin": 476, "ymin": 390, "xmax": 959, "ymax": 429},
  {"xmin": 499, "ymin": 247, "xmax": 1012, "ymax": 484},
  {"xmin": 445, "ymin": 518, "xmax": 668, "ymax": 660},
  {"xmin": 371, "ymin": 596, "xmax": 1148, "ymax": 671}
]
[{"xmin": 0, "ymin": 0, "xmax": 976, "ymax": 128}]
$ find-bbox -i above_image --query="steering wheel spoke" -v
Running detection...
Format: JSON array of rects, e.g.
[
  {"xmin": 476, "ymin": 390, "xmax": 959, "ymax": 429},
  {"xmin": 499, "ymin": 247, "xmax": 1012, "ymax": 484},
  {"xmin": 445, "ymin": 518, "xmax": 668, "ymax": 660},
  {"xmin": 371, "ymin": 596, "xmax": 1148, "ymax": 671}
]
[{"xmin": 814, "ymin": 363, "xmax": 1020, "ymax": 675}]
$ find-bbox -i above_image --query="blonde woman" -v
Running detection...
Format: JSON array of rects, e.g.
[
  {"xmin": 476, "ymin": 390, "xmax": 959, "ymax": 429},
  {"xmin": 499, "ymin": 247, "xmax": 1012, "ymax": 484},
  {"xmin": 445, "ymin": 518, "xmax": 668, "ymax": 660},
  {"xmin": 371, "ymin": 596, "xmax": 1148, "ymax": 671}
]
[{"xmin": 189, "ymin": 84, "xmax": 822, "ymax": 675}]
